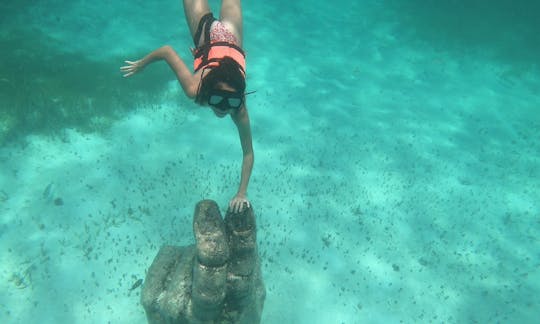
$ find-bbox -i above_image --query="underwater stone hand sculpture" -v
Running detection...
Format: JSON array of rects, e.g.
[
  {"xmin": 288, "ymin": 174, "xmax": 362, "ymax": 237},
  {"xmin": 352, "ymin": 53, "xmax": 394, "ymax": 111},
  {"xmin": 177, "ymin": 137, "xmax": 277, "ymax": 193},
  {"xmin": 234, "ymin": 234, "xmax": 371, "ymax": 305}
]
[{"xmin": 141, "ymin": 200, "xmax": 265, "ymax": 324}]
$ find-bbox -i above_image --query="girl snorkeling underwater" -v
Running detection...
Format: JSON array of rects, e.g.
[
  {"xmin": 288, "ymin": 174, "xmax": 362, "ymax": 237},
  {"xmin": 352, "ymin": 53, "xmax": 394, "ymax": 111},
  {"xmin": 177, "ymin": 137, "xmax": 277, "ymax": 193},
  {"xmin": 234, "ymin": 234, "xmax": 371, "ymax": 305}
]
[{"xmin": 120, "ymin": 0, "xmax": 253, "ymax": 213}]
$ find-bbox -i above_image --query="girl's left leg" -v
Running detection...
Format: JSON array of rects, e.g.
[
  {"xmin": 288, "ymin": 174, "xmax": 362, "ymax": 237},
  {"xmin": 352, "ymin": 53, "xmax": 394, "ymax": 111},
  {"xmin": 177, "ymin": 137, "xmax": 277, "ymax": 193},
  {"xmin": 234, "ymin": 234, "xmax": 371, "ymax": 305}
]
[{"xmin": 183, "ymin": 0, "xmax": 212, "ymax": 46}]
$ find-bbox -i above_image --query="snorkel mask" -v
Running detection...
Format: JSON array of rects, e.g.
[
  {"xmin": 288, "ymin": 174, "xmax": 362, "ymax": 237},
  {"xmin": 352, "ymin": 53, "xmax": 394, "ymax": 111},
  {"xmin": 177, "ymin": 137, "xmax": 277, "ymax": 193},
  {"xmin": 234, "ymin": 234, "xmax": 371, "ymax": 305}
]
[{"xmin": 208, "ymin": 88, "xmax": 244, "ymax": 110}]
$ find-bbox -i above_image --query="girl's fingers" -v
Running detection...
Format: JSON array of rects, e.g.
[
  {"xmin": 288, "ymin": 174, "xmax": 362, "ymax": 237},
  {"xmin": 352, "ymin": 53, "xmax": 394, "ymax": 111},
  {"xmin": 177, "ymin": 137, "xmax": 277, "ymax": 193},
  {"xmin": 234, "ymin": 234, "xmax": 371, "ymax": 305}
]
[
  {"xmin": 120, "ymin": 60, "xmax": 139, "ymax": 77},
  {"xmin": 121, "ymin": 61, "xmax": 137, "ymax": 69}
]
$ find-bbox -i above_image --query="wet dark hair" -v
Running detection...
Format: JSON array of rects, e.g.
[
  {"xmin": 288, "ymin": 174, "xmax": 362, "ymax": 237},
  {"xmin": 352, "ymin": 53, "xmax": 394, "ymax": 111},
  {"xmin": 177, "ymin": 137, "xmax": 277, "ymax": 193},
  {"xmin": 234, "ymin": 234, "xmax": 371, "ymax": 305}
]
[{"xmin": 195, "ymin": 57, "xmax": 246, "ymax": 105}]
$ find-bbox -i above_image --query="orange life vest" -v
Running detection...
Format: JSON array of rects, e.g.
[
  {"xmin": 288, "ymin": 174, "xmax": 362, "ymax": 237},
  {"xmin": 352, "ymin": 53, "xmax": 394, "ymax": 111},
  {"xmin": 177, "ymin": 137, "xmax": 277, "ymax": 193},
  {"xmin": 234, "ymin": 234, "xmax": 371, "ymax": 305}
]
[{"xmin": 193, "ymin": 41, "xmax": 246, "ymax": 74}]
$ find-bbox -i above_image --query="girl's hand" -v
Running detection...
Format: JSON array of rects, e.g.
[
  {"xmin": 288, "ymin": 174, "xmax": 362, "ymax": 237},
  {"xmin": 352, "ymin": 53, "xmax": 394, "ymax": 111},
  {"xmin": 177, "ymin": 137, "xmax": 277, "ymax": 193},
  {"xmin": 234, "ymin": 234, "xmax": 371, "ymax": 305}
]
[
  {"xmin": 120, "ymin": 60, "xmax": 144, "ymax": 77},
  {"xmin": 229, "ymin": 194, "xmax": 250, "ymax": 214}
]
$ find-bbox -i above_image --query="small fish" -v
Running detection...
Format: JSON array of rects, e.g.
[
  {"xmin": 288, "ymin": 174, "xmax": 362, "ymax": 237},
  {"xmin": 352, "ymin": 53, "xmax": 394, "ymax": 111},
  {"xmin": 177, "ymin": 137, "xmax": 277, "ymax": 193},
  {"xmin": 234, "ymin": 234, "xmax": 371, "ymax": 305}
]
[
  {"xmin": 129, "ymin": 279, "xmax": 143, "ymax": 291},
  {"xmin": 54, "ymin": 197, "xmax": 64, "ymax": 206},
  {"xmin": 0, "ymin": 190, "xmax": 8, "ymax": 202},
  {"xmin": 43, "ymin": 182, "xmax": 55, "ymax": 201}
]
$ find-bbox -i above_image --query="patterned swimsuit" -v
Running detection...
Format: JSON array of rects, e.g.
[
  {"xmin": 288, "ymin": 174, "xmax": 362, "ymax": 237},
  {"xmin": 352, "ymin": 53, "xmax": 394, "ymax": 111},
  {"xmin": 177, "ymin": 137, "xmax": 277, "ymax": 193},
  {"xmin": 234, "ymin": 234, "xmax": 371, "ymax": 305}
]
[{"xmin": 209, "ymin": 21, "xmax": 239, "ymax": 46}]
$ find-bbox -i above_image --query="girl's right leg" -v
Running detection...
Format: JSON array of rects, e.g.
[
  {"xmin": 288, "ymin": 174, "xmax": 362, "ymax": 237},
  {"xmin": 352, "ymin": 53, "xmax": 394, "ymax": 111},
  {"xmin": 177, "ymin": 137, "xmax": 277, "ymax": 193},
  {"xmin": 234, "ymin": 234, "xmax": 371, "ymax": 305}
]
[
  {"xmin": 219, "ymin": 0, "xmax": 243, "ymax": 44},
  {"xmin": 183, "ymin": 0, "xmax": 211, "ymax": 42}
]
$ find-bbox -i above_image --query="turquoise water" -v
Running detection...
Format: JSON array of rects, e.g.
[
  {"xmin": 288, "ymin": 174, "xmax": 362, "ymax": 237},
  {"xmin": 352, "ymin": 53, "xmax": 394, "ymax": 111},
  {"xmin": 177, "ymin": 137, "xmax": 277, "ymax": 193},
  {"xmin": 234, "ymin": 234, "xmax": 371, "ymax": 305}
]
[{"xmin": 1, "ymin": 0, "xmax": 539, "ymax": 323}]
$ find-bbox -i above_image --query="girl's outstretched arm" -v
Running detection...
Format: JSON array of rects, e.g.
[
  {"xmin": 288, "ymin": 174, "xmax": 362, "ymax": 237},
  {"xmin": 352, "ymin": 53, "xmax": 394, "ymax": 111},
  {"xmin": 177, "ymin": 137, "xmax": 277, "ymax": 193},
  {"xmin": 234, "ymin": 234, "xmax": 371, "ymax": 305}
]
[
  {"xmin": 229, "ymin": 105, "xmax": 254, "ymax": 213},
  {"xmin": 121, "ymin": 45, "xmax": 197, "ymax": 98}
]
